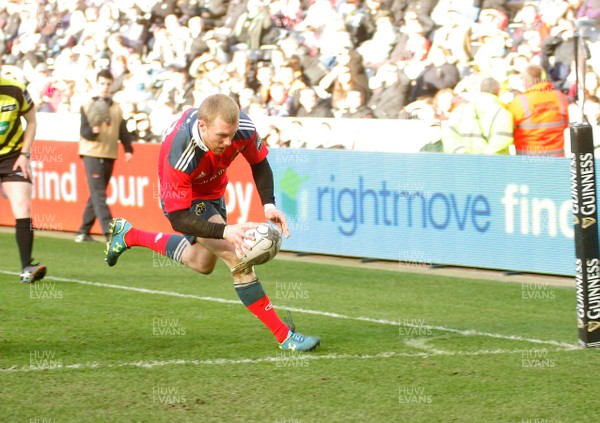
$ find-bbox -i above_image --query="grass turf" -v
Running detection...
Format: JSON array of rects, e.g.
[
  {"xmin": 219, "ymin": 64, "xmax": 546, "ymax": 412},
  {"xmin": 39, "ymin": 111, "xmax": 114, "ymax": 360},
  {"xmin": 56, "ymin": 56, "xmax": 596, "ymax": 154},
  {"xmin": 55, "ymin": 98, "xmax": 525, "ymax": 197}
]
[{"xmin": 0, "ymin": 232, "xmax": 596, "ymax": 422}]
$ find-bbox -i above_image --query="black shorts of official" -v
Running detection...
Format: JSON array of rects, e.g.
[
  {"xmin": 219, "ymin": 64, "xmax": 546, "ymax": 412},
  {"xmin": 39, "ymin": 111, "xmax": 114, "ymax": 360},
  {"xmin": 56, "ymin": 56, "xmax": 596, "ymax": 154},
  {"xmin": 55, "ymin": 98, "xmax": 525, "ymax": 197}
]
[
  {"xmin": 0, "ymin": 151, "xmax": 31, "ymax": 183},
  {"xmin": 163, "ymin": 197, "xmax": 227, "ymax": 244}
]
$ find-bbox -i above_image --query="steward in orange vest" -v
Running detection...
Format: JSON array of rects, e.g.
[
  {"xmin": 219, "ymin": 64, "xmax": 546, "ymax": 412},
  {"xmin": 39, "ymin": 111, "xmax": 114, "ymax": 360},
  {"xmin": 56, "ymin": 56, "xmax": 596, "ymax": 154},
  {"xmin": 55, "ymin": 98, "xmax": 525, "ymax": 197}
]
[{"xmin": 508, "ymin": 64, "xmax": 569, "ymax": 157}]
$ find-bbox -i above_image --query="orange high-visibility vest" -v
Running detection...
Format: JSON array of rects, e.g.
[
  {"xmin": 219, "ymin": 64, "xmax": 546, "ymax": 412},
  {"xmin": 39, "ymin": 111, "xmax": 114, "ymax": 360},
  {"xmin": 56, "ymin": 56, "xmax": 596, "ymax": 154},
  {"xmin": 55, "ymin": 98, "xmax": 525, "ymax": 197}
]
[{"xmin": 508, "ymin": 82, "xmax": 569, "ymax": 157}]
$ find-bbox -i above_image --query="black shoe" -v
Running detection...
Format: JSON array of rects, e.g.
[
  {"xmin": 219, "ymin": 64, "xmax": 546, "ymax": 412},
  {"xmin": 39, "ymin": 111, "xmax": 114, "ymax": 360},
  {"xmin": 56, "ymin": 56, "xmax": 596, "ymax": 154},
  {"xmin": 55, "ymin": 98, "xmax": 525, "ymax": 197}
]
[{"xmin": 20, "ymin": 263, "xmax": 47, "ymax": 283}]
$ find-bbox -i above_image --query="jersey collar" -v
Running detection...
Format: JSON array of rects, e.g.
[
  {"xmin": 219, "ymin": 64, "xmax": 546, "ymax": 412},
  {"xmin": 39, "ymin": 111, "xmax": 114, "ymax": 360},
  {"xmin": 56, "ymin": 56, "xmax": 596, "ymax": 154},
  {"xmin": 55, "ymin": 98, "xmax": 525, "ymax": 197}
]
[{"xmin": 191, "ymin": 117, "xmax": 209, "ymax": 152}]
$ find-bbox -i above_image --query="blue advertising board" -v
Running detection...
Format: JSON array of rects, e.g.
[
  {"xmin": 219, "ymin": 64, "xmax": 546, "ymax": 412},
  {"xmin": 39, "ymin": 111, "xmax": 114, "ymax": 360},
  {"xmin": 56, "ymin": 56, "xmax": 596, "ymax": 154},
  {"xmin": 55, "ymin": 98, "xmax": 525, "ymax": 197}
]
[{"xmin": 269, "ymin": 149, "xmax": 575, "ymax": 276}]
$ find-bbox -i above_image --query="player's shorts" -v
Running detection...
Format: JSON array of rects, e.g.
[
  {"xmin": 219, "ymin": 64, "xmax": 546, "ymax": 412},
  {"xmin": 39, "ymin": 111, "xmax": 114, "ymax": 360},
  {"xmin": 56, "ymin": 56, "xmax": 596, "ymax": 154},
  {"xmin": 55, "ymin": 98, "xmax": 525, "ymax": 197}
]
[
  {"xmin": 164, "ymin": 197, "xmax": 227, "ymax": 244},
  {"xmin": 0, "ymin": 151, "xmax": 31, "ymax": 183}
]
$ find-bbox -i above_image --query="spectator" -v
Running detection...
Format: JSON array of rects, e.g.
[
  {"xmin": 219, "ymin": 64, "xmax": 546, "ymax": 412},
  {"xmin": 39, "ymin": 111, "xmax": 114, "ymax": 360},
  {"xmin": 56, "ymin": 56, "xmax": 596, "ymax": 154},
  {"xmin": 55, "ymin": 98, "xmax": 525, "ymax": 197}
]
[
  {"xmin": 507, "ymin": 64, "xmax": 569, "ymax": 156},
  {"xmin": 318, "ymin": 47, "xmax": 369, "ymax": 97},
  {"xmin": 262, "ymin": 125, "xmax": 285, "ymax": 147},
  {"xmin": 567, "ymin": 66, "xmax": 600, "ymax": 124},
  {"xmin": 26, "ymin": 62, "xmax": 53, "ymax": 106},
  {"xmin": 266, "ymin": 81, "xmax": 293, "ymax": 116},
  {"xmin": 253, "ymin": 62, "xmax": 275, "ymax": 103},
  {"xmin": 319, "ymin": 64, "xmax": 369, "ymax": 114},
  {"xmin": 130, "ymin": 111, "xmax": 159, "ymax": 143},
  {"xmin": 340, "ymin": 89, "xmax": 375, "ymax": 118},
  {"xmin": 37, "ymin": 82, "xmax": 62, "ymax": 113},
  {"xmin": 110, "ymin": 55, "xmax": 131, "ymax": 94},
  {"xmin": 75, "ymin": 70, "xmax": 136, "ymax": 242},
  {"xmin": 230, "ymin": 0, "xmax": 273, "ymax": 51},
  {"xmin": 475, "ymin": 5, "xmax": 510, "ymax": 31},
  {"xmin": 155, "ymin": 66, "xmax": 195, "ymax": 114},
  {"xmin": 400, "ymin": 96, "xmax": 437, "ymax": 119},
  {"xmin": 225, "ymin": 48, "xmax": 253, "ymax": 90},
  {"xmin": 541, "ymin": 18, "xmax": 581, "ymax": 93},
  {"xmin": 509, "ymin": 2, "xmax": 550, "ymax": 50},
  {"xmin": 472, "ymin": 27, "xmax": 510, "ymax": 68},
  {"xmin": 55, "ymin": 79, "xmax": 77, "ymax": 113},
  {"xmin": 432, "ymin": 87, "xmax": 460, "ymax": 121},
  {"xmin": 187, "ymin": 16, "xmax": 208, "ymax": 62},
  {"xmin": 339, "ymin": 0, "xmax": 370, "ymax": 46},
  {"xmin": 119, "ymin": 7, "xmax": 150, "ymax": 54},
  {"xmin": 443, "ymin": 77, "xmax": 514, "ymax": 154},
  {"xmin": 285, "ymin": 119, "xmax": 307, "ymax": 148},
  {"xmin": 314, "ymin": 121, "xmax": 348, "ymax": 149},
  {"xmin": 356, "ymin": 10, "xmax": 398, "ymax": 74},
  {"xmin": 368, "ymin": 63, "xmax": 411, "ymax": 118},
  {"xmin": 537, "ymin": 0, "xmax": 570, "ymax": 27},
  {"xmin": 0, "ymin": 0, "xmax": 592, "ymax": 144},
  {"xmin": 197, "ymin": 0, "xmax": 230, "ymax": 29},
  {"xmin": 275, "ymin": 59, "xmax": 308, "ymax": 106},
  {"xmin": 431, "ymin": 0, "xmax": 480, "ymax": 23},
  {"xmin": 391, "ymin": 1, "xmax": 438, "ymax": 36},
  {"xmin": 390, "ymin": 10, "xmax": 431, "ymax": 80},
  {"xmin": 269, "ymin": 0, "xmax": 304, "ymax": 31},
  {"xmin": 576, "ymin": 0, "xmax": 600, "ymax": 22},
  {"xmin": 295, "ymin": 0, "xmax": 339, "ymax": 33},
  {"xmin": 331, "ymin": 66, "xmax": 366, "ymax": 113},
  {"xmin": 430, "ymin": 8, "xmax": 473, "ymax": 76},
  {"xmin": 409, "ymin": 46, "xmax": 460, "ymax": 103},
  {"xmin": 294, "ymin": 86, "xmax": 334, "ymax": 117}
]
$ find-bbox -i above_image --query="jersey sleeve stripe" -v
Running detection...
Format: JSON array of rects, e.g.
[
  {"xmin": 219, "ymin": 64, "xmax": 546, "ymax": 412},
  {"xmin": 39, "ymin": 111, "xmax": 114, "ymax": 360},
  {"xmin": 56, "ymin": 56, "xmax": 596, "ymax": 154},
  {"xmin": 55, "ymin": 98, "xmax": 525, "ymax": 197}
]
[
  {"xmin": 174, "ymin": 141, "xmax": 196, "ymax": 172},
  {"xmin": 239, "ymin": 118, "xmax": 255, "ymax": 129}
]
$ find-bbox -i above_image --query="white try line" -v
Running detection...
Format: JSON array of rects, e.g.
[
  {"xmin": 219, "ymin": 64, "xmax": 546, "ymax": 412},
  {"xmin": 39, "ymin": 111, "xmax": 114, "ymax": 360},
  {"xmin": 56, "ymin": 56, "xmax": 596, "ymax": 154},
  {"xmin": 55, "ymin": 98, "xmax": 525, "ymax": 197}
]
[
  {"xmin": 0, "ymin": 270, "xmax": 580, "ymax": 351},
  {"xmin": 0, "ymin": 347, "xmax": 572, "ymax": 374}
]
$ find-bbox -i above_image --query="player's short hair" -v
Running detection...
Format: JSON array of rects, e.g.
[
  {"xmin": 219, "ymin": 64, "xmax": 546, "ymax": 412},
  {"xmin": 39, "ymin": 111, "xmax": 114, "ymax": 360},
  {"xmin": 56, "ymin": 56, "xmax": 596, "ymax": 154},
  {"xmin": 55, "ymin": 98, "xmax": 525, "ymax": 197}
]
[{"xmin": 199, "ymin": 94, "xmax": 240, "ymax": 126}]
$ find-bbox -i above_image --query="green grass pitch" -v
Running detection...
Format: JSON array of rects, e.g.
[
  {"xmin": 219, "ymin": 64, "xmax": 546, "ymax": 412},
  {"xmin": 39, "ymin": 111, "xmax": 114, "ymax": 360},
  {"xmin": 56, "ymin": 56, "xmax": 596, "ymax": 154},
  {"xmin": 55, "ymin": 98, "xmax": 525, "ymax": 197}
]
[{"xmin": 0, "ymin": 232, "xmax": 597, "ymax": 422}]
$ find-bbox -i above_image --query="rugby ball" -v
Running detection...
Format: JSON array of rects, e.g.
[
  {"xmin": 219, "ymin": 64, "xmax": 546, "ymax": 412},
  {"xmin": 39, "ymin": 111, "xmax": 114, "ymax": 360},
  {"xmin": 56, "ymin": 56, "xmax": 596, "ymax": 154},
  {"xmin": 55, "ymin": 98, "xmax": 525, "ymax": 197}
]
[{"xmin": 236, "ymin": 223, "xmax": 282, "ymax": 265}]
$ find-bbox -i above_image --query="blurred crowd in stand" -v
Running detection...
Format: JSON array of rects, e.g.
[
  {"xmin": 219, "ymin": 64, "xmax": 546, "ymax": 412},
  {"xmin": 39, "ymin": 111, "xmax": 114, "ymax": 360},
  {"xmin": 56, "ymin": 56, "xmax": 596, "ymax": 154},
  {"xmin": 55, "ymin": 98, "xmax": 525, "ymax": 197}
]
[{"xmin": 1, "ymin": 0, "xmax": 600, "ymax": 152}]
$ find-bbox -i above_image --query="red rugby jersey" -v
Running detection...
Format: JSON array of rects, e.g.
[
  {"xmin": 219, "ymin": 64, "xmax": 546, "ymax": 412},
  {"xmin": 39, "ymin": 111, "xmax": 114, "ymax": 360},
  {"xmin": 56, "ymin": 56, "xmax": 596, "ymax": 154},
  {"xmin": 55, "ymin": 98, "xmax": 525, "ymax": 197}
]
[{"xmin": 158, "ymin": 108, "xmax": 268, "ymax": 213}]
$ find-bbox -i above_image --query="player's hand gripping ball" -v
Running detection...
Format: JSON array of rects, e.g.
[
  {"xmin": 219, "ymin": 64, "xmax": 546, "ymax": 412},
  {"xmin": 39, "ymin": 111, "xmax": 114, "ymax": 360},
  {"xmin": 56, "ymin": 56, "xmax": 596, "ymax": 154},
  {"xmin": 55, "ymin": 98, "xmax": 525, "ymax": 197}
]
[{"xmin": 236, "ymin": 223, "xmax": 282, "ymax": 266}]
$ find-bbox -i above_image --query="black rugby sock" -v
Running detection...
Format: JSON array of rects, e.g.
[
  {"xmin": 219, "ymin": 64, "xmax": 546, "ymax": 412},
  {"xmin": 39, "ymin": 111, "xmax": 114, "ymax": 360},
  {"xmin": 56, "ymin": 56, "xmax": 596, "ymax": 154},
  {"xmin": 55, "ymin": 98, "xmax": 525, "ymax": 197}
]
[{"xmin": 16, "ymin": 218, "xmax": 34, "ymax": 268}]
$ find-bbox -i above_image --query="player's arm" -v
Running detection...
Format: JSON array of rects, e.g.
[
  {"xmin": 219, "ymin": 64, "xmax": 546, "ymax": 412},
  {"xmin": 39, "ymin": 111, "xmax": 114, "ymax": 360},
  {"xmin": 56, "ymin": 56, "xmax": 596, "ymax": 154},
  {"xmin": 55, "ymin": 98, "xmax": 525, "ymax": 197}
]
[
  {"xmin": 13, "ymin": 106, "xmax": 37, "ymax": 179},
  {"xmin": 168, "ymin": 210, "xmax": 226, "ymax": 239},
  {"xmin": 162, "ymin": 165, "xmax": 256, "ymax": 251},
  {"xmin": 20, "ymin": 106, "xmax": 37, "ymax": 156},
  {"xmin": 240, "ymin": 116, "xmax": 291, "ymax": 237},
  {"xmin": 161, "ymin": 162, "xmax": 226, "ymax": 238},
  {"xmin": 168, "ymin": 210, "xmax": 257, "ymax": 253},
  {"xmin": 250, "ymin": 157, "xmax": 290, "ymax": 238}
]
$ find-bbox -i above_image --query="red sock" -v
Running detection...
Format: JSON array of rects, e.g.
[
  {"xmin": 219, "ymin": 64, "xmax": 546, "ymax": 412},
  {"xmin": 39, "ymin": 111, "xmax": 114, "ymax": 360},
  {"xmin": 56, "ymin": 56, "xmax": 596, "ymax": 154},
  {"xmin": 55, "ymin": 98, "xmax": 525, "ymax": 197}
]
[
  {"xmin": 247, "ymin": 296, "xmax": 290, "ymax": 343},
  {"xmin": 235, "ymin": 280, "xmax": 289, "ymax": 342},
  {"xmin": 125, "ymin": 228, "xmax": 169, "ymax": 254},
  {"xmin": 124, "ymin": 228, "xmax": 190, "ymax": 264}
]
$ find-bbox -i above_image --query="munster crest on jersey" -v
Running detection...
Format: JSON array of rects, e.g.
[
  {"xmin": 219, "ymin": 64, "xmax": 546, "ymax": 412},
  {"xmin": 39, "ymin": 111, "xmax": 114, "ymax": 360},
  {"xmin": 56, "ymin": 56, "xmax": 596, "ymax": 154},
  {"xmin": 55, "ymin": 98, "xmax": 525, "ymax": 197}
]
[{"xmin": 194, "ymin": 202, "xmax": 206, "ymax": 216}]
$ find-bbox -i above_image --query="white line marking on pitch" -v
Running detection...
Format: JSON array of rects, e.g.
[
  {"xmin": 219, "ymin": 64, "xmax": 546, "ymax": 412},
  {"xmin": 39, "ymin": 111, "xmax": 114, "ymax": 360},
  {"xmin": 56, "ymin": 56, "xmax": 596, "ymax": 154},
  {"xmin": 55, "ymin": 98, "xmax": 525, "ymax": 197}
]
[
  {"xmin": 0, "ymin": 347, "xmax": 574, "ymax": 374},
  {"xmin": 0, "ymin": 270, "xmax": 580, "ymax": 351}
]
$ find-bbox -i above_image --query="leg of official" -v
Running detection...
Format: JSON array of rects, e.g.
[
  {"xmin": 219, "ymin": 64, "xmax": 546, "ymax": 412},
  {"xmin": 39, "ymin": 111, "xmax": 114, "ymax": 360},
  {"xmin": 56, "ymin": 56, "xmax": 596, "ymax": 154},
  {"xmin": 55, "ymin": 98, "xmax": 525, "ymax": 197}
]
[
  {"xmin": 98, "ymin": 158, "xmax": 115, "ymax": 234},
  {"xmin": 3, "ymin": 181, "xmax": 35, "ymax": 268},
  {"xmin": 80, "ymin": 156, "xmax": 102, "ymax": 234},
  {"xmin": 84, "ymin": 156, "xmax": 113, "ymax": 236},
  {"xmin": 78, "ymin": 197, "xmax": 97, "ymax": 235}
]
